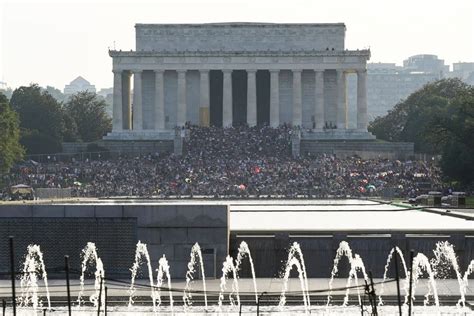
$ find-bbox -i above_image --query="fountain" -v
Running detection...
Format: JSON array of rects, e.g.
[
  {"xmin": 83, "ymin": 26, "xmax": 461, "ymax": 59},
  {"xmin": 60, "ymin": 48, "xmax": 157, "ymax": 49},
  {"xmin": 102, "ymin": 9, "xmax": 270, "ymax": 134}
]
[
  {"xmin": 156, "ymin": 255, "xmax": 174, "ymax": 312},
  {"xmin": 18, "ymin": 244, "xmax": 51, "ymax": 312},
  {"xmin": 77, "ymin": 242, "xmax": 105, "ymax": 307},
  {"xmin": 235, "ymin": 241, "xmax": 258, "ymax": 303},
  {"xmin": 128, "ymin": 241, "xmax": 156, "ymax": 309},
  {"xmin": 12, "ymin": 239, "xmax": 473, "ymax": 315},
  {"xmin": 218, "ymin": 255, "xmax": 240, "ymax": 309},
  {"xmin": 183, "ymin": 243, "xmax": 208, "ymax": 309},
  {"xmin": 378, "ymin": 246, "xmax": 409, "ymax": 306}
]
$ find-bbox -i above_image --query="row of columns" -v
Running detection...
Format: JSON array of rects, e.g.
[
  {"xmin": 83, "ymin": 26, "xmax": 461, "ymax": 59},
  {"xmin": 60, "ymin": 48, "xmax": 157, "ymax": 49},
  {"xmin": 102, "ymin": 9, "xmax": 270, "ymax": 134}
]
[{"xmin": 112, "ymin": 69, "xmax": 368, "ymax": 131}]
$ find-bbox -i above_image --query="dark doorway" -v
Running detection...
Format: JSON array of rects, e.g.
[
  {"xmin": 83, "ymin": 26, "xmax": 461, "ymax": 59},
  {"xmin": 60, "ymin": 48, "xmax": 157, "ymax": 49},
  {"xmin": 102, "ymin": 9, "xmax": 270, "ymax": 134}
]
[
  {"xmin": 256, "ymin": 70, "xmax": 270, "ymax": 125},
  {"xmin": 232, "ymin": 70, "xmax": 247, "ymax": 126},
  {"xmin": 210, "ymin": 70, "xmax": 223, "ymax": 127}
]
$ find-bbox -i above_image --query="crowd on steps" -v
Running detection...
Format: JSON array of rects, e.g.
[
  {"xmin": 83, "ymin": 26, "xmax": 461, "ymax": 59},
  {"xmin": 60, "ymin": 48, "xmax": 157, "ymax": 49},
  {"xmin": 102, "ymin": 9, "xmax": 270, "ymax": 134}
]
[{"xmin": 1, "ymin": 125, "xmax": 442, "ymax": 199}]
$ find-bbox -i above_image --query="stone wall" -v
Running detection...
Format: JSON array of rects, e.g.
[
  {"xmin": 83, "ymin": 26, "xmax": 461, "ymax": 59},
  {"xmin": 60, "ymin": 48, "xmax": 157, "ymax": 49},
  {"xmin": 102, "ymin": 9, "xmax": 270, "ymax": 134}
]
[
  {"xmin": 62, "ymin": 140, "xmax": 173, "ymax": 156},
  {"xmin": 0, "ymin": 203, "xmax": 229, "ymax": 279},
  {"xmin": 301, "ymin": 140, "xmax": 415, "ymax": 159},
  {"xmin": 230, "ymin": 233, "xmax": 472, "ymax": 278},
  {"xmin": 136, "ymin": 23, "xmax": 345, "ymax": 52}
]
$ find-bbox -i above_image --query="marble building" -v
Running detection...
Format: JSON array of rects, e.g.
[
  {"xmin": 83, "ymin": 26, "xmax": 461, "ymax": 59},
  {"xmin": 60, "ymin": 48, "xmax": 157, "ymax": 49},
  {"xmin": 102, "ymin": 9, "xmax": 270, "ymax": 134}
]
[{"xmin": 104, "ymin": 23, "xmax": 373, "ymax": 140}]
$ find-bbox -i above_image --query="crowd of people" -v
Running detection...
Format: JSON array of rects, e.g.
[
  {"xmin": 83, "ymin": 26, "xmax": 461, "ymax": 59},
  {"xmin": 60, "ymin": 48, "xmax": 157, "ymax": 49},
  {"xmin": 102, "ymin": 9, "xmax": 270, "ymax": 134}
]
[{"xmin": 1, "ymin": 125, "xmax": 444, "ymax": 199}]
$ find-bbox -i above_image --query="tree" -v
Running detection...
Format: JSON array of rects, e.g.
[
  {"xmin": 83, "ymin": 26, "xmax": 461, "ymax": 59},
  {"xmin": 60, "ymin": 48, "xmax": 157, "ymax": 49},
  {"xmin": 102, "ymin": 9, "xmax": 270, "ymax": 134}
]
[
  {"xmin": 369, "ymin": 78, "xmax": 474, "ymax": 186},
  {"xmin": 10, "ymin": 84, "xmax": 64, "ymax": 154},
  {"xmin": 0, "ymin": 92, "xmax": 24, "ymax": 173},
  {"xmin": 43, "ymin": 85, "xmax": 67, "ymax": 103},
  {"xmin": 369, "ymin": 78, "xmax": 474, "ymax": 153},
  {"xmin": 64, "ymin": 91, "xmax": 112, "ymax": 142}
]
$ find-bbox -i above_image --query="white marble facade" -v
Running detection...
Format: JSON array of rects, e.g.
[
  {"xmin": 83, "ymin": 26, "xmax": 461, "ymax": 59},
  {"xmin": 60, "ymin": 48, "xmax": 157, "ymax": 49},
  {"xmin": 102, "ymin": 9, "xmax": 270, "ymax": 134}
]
[{"xmin": 105, "ymin": 23, "xmax": 372, "ymax": 140}]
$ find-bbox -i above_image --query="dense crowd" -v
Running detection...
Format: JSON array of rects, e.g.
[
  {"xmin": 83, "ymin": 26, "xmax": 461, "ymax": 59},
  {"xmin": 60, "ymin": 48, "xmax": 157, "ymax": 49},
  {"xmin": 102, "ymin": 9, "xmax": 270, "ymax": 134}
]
[{"xmin": 1, "ymin": 125, "xmax": 443, "ymax": 199}]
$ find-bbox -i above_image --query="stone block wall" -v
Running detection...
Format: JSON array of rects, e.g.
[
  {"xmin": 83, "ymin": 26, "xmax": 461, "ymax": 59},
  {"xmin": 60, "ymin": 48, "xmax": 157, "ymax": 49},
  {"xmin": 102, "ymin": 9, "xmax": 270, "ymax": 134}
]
[
  {"xmin": 0, "ymin": 203, "xmax": 229, "ymax": 280},
  {"xmin": 301, "ymin": 140, "xmax": 415, "ymax": 159},
  {"xmin": 136, "ymin": 23, "xmax": 345, "ymax": 52}
]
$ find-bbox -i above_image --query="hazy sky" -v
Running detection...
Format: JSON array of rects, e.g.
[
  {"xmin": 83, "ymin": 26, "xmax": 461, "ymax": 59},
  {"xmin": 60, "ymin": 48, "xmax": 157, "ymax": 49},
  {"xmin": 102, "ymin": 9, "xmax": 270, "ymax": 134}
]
[{"xmin": 1, "ymin": 0, "xmax": 473, "ymax": 90}]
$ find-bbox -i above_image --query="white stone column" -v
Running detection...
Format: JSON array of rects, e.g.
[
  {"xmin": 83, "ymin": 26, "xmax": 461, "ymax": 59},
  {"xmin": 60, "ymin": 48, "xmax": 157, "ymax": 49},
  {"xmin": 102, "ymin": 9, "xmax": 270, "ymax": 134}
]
[
  {"xmin": 199, "ymin": 70, "xmax": 210, "ymax": 127},
  {"xmin": 314, "ymin": 70, "xmax": 325, "ymax": 130},
  {"xmin": 270, "ymin": 69, "xmax": 280, "ymax": 127},
  {"xmin": 336, "ymin": 69, "xmax": 347, "ymax": 130},
  {"xmin": 154, "ymin": 70, "xmax": 165, "ymax": 130},
  {"xmin": 357, "ymin": 69, "xmax": 368, "ymax": 131},
  {"xmin": 122, "ymin": 72, "xmax": 132, "ymax": 130},
  {"xmin": 292, "ymin": 69, "xmax": 302, "ymax": 127},
  {"xmin": 177, "ymin": 70, "xmax": 187, "ymax": 127},
  {"xmin": 132, "ymin": 70, "xmax": 143, "ymax": 130},
  {"xmin": 222, "ymin": 69, "xmax": 233, "ymax": 127},
  {"xmin": 246, "ymin": 69, "xmax": 257, "ymax": 127},
  {"xmin": 112, "ymin": 70, "xmax": 123, "ymax": 131}
]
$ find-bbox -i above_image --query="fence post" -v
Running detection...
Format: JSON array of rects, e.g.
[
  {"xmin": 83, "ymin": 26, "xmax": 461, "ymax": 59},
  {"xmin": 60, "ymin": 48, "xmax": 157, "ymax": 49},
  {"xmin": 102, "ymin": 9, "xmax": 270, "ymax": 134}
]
[
  {"xmin": 9, "ymin": 237, "xmax": 16, "ymax": 316},
  {"xmin": 65, "ymin": 256, "xmax": 72, "ymax": 316},
  {"xmin": 393, "ymin": 250, "xmax": 402, "ymax": 316},
  {"xmin": 368, "ymin": 271, "xmax": 377, "ymax": 316},
  {"xmin": 97, "ymin": 276, "xmax": 103, "ymax": 316}
]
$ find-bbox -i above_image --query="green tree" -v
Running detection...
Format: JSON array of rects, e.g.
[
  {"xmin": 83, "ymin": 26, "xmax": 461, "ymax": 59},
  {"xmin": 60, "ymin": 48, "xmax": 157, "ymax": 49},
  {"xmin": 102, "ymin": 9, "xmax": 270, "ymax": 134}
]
[
  {"xmin": 64, "ymin": 91, "xmax": 112, "ymax": 142},
  {"xmin": 10, "ymin": 84, "xmax": 63, "ymax": 154},
  {"xmin": 369, "ymin": 78, "xmax": 474, "ymax": 153},
  {"xmin": 369, "ymin": 78, "xmax": 474, "ymax": 186},
  {"xmin": 0, "ymin": 92, "xmax": 24, "ymax": 173}
]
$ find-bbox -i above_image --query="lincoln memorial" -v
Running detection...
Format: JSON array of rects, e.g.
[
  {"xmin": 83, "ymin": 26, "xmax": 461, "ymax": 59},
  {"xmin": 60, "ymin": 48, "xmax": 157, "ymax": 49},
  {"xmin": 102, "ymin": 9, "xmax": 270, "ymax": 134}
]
[{"xmin": 104, "ymin": 23, "xmax": 375, "ymax": 141}]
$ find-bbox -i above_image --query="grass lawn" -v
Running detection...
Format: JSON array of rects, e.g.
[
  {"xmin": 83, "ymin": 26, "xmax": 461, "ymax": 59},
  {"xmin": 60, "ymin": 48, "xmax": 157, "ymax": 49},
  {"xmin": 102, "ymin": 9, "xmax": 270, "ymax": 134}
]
[{"xmin": 466, "ymin": 196, "xmax": 474, "ymax": 207}]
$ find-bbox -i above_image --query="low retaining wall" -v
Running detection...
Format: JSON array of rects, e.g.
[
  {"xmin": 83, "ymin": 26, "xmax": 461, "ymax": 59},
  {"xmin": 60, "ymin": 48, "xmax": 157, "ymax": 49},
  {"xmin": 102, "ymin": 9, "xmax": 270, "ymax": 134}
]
[
  {"xmin": 0, "ymin": 203, "xmax": 228, "ymax": 279},
  {"xmin": 62, "ymin": 140, "xmax": 174, "ymax": 155},
  {"xmin": 301, "ymin": 140, "xmax": 415, "ymax": 159}
]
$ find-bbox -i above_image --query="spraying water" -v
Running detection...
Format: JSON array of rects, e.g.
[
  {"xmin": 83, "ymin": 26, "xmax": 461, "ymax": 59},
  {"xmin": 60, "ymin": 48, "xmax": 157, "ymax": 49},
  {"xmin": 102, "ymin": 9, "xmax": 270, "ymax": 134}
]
[
  {"xmin": 407, "ymin": 253, "xmax": 440, "ymax": 308},
  {"xmin": 218, "ymin": 255, "xmax": 240, "ymax": 310},
  {"xmin": 342, "ymin": 254, "xmax": 368, "ymax": 307},
  {"xmin": 156, "ymin": 255, "xmax": 174, "ymax": 313},
  {"xmin": 235, "ymin": 241, "xmax": 258, "ymax": 303},
  {"xmin": 431, "ymin": 241, "xmax": 465, "ymax": 307},
  {"xmin": 326, "ymin": 241, "xmax": 354, "ymax": 306},
  {"xmin": 77, "ymin": 242, "xmax": 105, "ymax": 307},
  {"xmin": 183, "ymin": 243, "xmax": 208, "ymax": 309},
  {"xmin": 19, "ymin": 245, "xmax": 51, "ymax": 312},
  {"xmin": 128, "ymin": 241, "xmax": 156, "ymax": 310},
  {"xmin": 278, "ymin": 256, "xmax": 310, "ymax": 312},
  {"xmin": 378, "ymin": 246, "xmax": 409, "ymax": 306}
]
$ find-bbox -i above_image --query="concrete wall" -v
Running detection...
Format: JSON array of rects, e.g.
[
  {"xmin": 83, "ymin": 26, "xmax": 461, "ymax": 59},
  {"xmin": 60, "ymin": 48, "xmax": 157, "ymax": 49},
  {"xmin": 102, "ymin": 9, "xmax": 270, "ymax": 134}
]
[
  {"xmin": 0, "ymin": 203, "xmax": 229, "ymax": 279},
  {"xmin": 230, "ymin": 233, "xmax": 473, "ymax": 278},
  {"xmin": 136, "ymin": 23, "xmax": 345, "ymax": 52},
  {"xmin": 301, "ymin": 140, "xmax": 415, "ymax": 159}
]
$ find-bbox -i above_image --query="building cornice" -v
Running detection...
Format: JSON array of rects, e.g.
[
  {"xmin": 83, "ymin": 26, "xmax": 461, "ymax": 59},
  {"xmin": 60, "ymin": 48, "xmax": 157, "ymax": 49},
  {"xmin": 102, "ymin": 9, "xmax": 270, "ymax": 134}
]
[{"xmin": 109, "ymin": 49, "xmax": 370, "ymax": 58}]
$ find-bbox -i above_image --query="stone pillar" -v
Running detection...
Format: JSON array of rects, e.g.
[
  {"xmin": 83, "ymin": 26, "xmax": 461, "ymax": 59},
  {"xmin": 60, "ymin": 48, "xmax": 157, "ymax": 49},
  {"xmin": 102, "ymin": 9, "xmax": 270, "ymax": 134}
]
[
  {"xmin": 336, "ymin": 70, "xmax": 347, "ymax": 130},
  {"xmin": 199, "ymin": 70, "xmax": 210, "ymax": 127},
  {"xmin": 132, "ymin": 70, "xmax": 143, "ymax": 130},
  {"xmin": 222, "ymin": 69, "xmax": 233, "ymax": 127},
  {"xmin": 292, "ymin": 70, "xmax": 302, "ymax": 127},
  {"xmin": 315, "ymin": 70, "xmax": 325, "ymax": 130},
  {"xmin": 112, "ymin": 70, "xmax": 123, "ymax": 131},
  {"xmin": 122, "ymin": 72, "xmax": 132, "ymax": 130},
  {"xmin": 177, "ymin": 70, "xmax": 187, "ymax": 127},
  {"xmin": 247, "ymin": 69, "xmax": 257, "ymax": 127},
  {"xmin": 270, "ymin": 69, "xmax": 280, "ymax": 127},
  {"xmin": 357, "ymin": 69, "xmax": 368, "ymax": 131},
  {"xmin": 154, "ymin": 70, "xmax": 165, "ymax": 130}
]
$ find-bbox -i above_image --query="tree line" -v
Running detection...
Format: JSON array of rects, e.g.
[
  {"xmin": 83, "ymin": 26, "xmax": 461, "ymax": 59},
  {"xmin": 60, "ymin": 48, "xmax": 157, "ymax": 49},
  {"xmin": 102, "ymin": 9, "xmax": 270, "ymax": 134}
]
[
  {"xmin": 369, "ymin": 78, "xmax": 474, "ymax": 187},
  {"xmin": 0, "ymin": 84, "xmax": 111, "ymax": 172}
]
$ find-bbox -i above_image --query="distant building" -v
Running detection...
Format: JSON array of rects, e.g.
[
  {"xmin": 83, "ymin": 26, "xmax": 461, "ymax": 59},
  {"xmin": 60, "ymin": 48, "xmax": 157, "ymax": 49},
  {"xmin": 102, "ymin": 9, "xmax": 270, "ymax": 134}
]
[
  {"xmin": 64, "ymin": 76, "xmax": 96, "ymax": 95},
  {"xmin": 449, "ymin": 62, "xmax": 474, "ymax": 85},
  {"xmin": 0, "ymin": 81, "xmax": 7, "ymax": 90},
  {"xmin": 347, "ymin": 55, "xmax": 448, "ymax": 123},
  {"xmin": 403, "ymin": 54, "xmax": 449, "ymax": 77}
]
